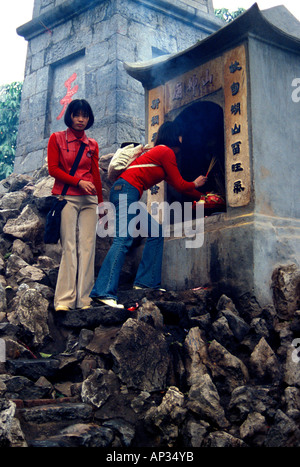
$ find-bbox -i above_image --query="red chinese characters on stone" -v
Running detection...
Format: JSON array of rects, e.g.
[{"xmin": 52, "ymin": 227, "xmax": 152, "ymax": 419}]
[{"xmin": 56, "ymin": 73, "xmax": 79, "ymax": 120}]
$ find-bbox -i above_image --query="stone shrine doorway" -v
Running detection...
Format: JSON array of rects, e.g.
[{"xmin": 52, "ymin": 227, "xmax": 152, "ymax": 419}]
[{"xmin": 168, "ymin": 101, "xmax": 226, "ymax": 215}]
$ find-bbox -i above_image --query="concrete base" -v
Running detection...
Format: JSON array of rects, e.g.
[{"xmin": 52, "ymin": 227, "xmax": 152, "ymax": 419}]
[{"xmin": 160, "ymin": 212, "xmax": 300, "ymax": 308}]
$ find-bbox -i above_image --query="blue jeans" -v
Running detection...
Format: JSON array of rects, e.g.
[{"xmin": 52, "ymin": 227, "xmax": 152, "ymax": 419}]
[{"xmin": 90, "ymin": 179, "xmax": 164, "ymax": 300}]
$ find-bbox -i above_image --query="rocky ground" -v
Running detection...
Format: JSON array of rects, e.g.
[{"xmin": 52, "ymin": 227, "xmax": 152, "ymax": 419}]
[{"xmin": 0, "ymin": 166, "xmax": 300, "ymax": 448}]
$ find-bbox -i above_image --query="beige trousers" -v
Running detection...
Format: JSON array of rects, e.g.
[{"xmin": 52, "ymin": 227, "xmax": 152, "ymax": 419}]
[{"xmin": 54, "ymin": 195, "xmax": 98, "ymax": 309}]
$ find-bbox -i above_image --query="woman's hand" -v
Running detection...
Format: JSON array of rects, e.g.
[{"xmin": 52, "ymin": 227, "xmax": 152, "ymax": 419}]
[
  {"xmin": 78, "ymin": 180, "xmax": 97, "ymax": 195},
  {"xmin": 194, "ymin": 175, "xmax": 208, "ymax": 188}
]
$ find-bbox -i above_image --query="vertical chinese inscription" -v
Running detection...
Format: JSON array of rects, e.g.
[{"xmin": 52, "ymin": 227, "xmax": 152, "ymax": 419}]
[
  {"xmin": 147, "ymin": 86, "xmax": 166, "ymax": 220},
  {"xmin": 224, "ymin": 45, "xmax": 251, "ymax": 207}
]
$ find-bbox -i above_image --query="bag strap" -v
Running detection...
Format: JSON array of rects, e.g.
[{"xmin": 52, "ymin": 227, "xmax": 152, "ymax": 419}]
[
  {"xmin": 61, "ymin": 141, "xmax": 86, "ymax": 196},
  {"xmin": 126, "ymin": 163, "xmax": 159, "ymax": 170}
]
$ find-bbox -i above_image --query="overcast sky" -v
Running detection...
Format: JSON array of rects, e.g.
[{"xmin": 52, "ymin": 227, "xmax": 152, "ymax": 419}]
[{"xmin": 0, "ymin": 0, "xmax": 299, "ymax": 86}]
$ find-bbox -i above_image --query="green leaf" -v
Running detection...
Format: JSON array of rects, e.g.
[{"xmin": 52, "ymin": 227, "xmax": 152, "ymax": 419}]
[{"xmin": 39, "ymin": 352, "xmax": 53, "ymax": 358}]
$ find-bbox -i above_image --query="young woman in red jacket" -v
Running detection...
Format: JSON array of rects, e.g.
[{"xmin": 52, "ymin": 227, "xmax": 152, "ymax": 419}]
[
  {"xmin": 47, "ymin": 99, "xmax": 103, "ymax": 311},
  {"xmin": 90, "ymin": 120, "xmax": 207, "ymax": 308}
]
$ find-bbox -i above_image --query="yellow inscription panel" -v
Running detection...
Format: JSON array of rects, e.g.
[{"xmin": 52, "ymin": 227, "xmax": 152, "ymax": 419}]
[
  {"xmin": 224, "ymin": 44, "xmax": 251, "ymax": 207},
  {"xmin": 165, "ymin": 56, "xmax": 223, "ymax": 114},
  {"xmin": 147, "ymin": 86, "xmax": 166, "ymax": 218}
]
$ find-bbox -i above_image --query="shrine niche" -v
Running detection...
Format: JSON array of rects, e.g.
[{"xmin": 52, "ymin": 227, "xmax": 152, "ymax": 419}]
[
  {"xmin": 125, "ymin": 4, "xmax": 300, "ymax": 307},
  {"xmin": 143, "ymin": 42, "xmax": 250, "ymax": 217}
]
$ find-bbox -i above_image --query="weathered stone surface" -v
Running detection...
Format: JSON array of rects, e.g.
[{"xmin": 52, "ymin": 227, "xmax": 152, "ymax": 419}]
[
  {"xmin": 5, "ymin": 359, "xmax": 60, "ymax": 381},
  {"xmin": 182, "ymin": 419, "xmax": 210, "ymax": 447},
  {"xmin": 5, "ymin": 254, "xmax": 29, "ymax": 278},
  {"xmin": 31, "ymin": 423, "xmax": 114, "ymax": 448},
  {"xmin": 11, "ymin": 239, "xmax": 34, "ymax": 263},
  {"xmin": 264, "ymin": 409, "xmax": 300, "ymax": 447},
  {"xmin": 0, "ymin": 192, "xmax": 27, "ymax": 210},
  {"xmin": 7, "ymin": 287, "xmax": 50, "ymax": 346},
  {"xmin": 102, "ymin": 419, "xmax": 135, "ymax": 447},
  {"xmin": 207, "ymin": 339, "xmax": 249, "ymax": 393},
  {"xmin": 183, "ymin": 327, "xmax": 208, "ymax": 386},
  {"xmin": 250, "ymin": 337, "xmax": 281, "ymax": 383},
  {"xmin": 283, "ymin": 346, "xmax": 300, "ymax": 388},
  {"xmin": 239, "ymin": 411, "xmax": 267, "ymax": 443},
  {"xmin": 81, "ymin": 369, "xmax": 120, "ymax": 409},
  {"xmin": 219, "ymin": 308, "xmax": 251, "ymax": 341},
  {"xmin": 284, "ymin": 386, "xmax": 300, "ymax": 419},
  {"xmin": 3, "ymin": 205, "xmax": 43, "ymax": 241},
  {"xmin": 186, "ymin": 373, "xmax": 229, "ymax": 428},
  {"xmin": 272, "ymin": 264, "xmax": 300, "ymax": 319},
  {"xmin": 0, "ymin": 282, "xmax": 6, "ymax": 314},
  {"xmin": 228, "ymin": 385, "xmax": 278, "ymax": 422},
  {"xmin": 19, "ymin": 402, "xmax": 93, "ymax": 423},
  {"xmin": 203, "ymin": 431, "xmax": 248, "ymax": 447},
  {"xmin": 0, "ymin": 375, "xmax": 51, "ymax": 400},
  {"xmin": 56, "ymin": 306, "xmax": 131, "ymax": 329},
  {"xmin": 0, "ymin": 172, "xmax": 299, "ymax": 447},
  {"xmin": 110, "ymin": 318, "xmax": 170, "ymax": 391},
  {"xmin": 145, "ymin": 386, "xmax": 187, "ymax": 445},
  {"xmin": 137, "ymin": 299, "xmax": 164, "ymax": 328},
  {"xmin": 0, "ymin": 399, "xmax": 16, "ymax": 447}
]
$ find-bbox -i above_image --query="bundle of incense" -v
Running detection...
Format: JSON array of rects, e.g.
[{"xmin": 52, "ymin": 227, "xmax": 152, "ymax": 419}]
[{"xmin": 205, "ymin": 156, "xmax": 217, "ymax": 177}]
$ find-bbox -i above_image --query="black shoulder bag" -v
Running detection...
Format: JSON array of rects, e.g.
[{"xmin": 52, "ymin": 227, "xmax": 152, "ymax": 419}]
[{"xmin": 44, "ymin": 142, "xmax": 86, "ymax": 244}]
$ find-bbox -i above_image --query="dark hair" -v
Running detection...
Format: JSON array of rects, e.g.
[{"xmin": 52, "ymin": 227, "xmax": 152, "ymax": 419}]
[
  {"xmin": 64, "ymin": 99, "xmax": 94, "ymax": 130},
  {"xmin": 154, "ymin": 121, "xmax": 182, "ymax": 148}
]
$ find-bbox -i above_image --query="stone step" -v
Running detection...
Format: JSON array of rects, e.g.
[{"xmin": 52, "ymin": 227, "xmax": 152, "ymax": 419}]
[
  {"xmin": 54, "ymin": 305, "xmax": 132, "ymax": 329},
  {"xmin": 28, "ymin": 423, "xmax": 115, "ymax": 447},
  {"xmin": 5, "ymin": 358, "xmax": 60, "ymax": 381},
  {"xmin": 18, "ymin": 401, "xmax": 93, "ymax": 424},
  {"xmin": 16, "ymin": 398, "xmax": 95, "ymax": 446}
]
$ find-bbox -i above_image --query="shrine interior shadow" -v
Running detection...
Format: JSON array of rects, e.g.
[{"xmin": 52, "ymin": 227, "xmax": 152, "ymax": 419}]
[{"xmin": 167, "ymin": 100, "xmax": 226, "ymax": 218}]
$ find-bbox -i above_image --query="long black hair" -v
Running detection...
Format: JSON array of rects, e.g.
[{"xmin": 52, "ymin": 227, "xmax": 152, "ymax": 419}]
[
  {"xmin": 64, "ymin": 99, "xmax": 94, "ymax": 130},
  {"xmin": 154, "ymin": 121, "xmax": 182, "ymax": 148}
]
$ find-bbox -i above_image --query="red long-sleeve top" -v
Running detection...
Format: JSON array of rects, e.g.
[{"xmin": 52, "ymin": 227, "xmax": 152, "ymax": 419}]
[
  {"xmin": 120, "ymin": 145, "xmax": 202, "ymax": 200},
  {"xmin": 47, "ymin": 128, "xmax": 103, "ymax": 203}
]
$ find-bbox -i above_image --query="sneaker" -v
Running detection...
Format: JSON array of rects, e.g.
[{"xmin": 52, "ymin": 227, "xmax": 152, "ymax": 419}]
[
  {"xmin": 133, "ymin": 285, "xmax": 166, "ymax": 292},
  {"xmin": 93, "ymin": 298, "xmax": 124, "ymax": 309},
  {"xmin": 55, "ymin": 305, "xmax": 70, "ymax": 312}
]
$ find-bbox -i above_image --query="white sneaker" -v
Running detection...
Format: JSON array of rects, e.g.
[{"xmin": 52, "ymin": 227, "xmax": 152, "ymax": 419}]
[
  {"xmin": 133, "ymin": 285, "xmax": 166, "ymax": 292},
  {"xmin": 94, "ymin": 298, "xmax": 124, "ymax": 309}
]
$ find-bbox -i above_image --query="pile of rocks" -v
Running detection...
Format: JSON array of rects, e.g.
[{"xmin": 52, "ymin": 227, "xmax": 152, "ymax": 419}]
[{"xmin": 0, "ymin": 168, "xmax": 300, "ymax": 447}]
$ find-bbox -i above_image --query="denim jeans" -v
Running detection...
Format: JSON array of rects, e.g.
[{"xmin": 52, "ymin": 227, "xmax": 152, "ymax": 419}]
[{"xmin": 90, "ymin": 179, "xmax": 164, "ymax": 300}]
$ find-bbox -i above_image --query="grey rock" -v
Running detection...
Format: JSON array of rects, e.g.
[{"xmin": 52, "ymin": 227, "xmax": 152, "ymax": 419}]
[
  {"xmin": 81, "ymin": 368, "xmax": 120, "ymax": 409},
  {"xmin": 186, "ymin": 373, "xmax": 229, "ymax": 428},
  {"xmin": 207, "ymin": 340, "xmax": 249, "ymax": 393},
  {"xmin": 3, "ymin": 204, "xmax": 43, "ymax": 241},
  {"xmin": 203, "ymin": 431, "xmax": 247, "ymax": 447},
  {"xmin": 264, "ymin": 409, "xmax": 300, "ymax": 447},
  {"xmin": 0, "ymin": 399, "xmax": 16, "ymax": 447},
  {"xmin": 7, "ymin": 287, "xmax": 50, "ymax": 346},
  {"xmin": 250, "ymin": 337, "xmax": 281, "ymax": 383},
  {"xmin": 110, "ymin": 318, "xmax": 170, "ymax": 391},
  {"xmin": 271, "ymin": 264, "xmax": 300, "ymax": 319}
]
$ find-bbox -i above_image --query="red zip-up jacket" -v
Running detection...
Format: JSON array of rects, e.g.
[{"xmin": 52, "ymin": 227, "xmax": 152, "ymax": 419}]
[
  {"xmin": 47, "ymin": 128, "xmax": 103, "ymax": 203},
  {"xmin": 120, "ymin": 145, "xmax": 202, "ymax": 200}
]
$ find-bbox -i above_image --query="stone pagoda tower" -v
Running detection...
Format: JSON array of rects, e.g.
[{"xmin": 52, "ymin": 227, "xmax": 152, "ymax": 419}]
[{"xmin": 15, "ymin": 0, "xmax": 222, "ymax": 174}]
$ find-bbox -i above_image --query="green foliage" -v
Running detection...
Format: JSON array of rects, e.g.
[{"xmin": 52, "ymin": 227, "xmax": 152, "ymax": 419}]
[
  {"xmin": 214, "ymin": 7, "xmax": 246, "ymax": 23},
  {"xmin": 0, "ymin": 81, "xmax": 23, "ymax": 180}
]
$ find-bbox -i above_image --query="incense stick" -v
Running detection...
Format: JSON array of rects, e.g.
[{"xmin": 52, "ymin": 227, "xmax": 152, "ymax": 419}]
[{"xmin": 205, "ymin": 156, "xmax": 217, "ymax": 177}]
